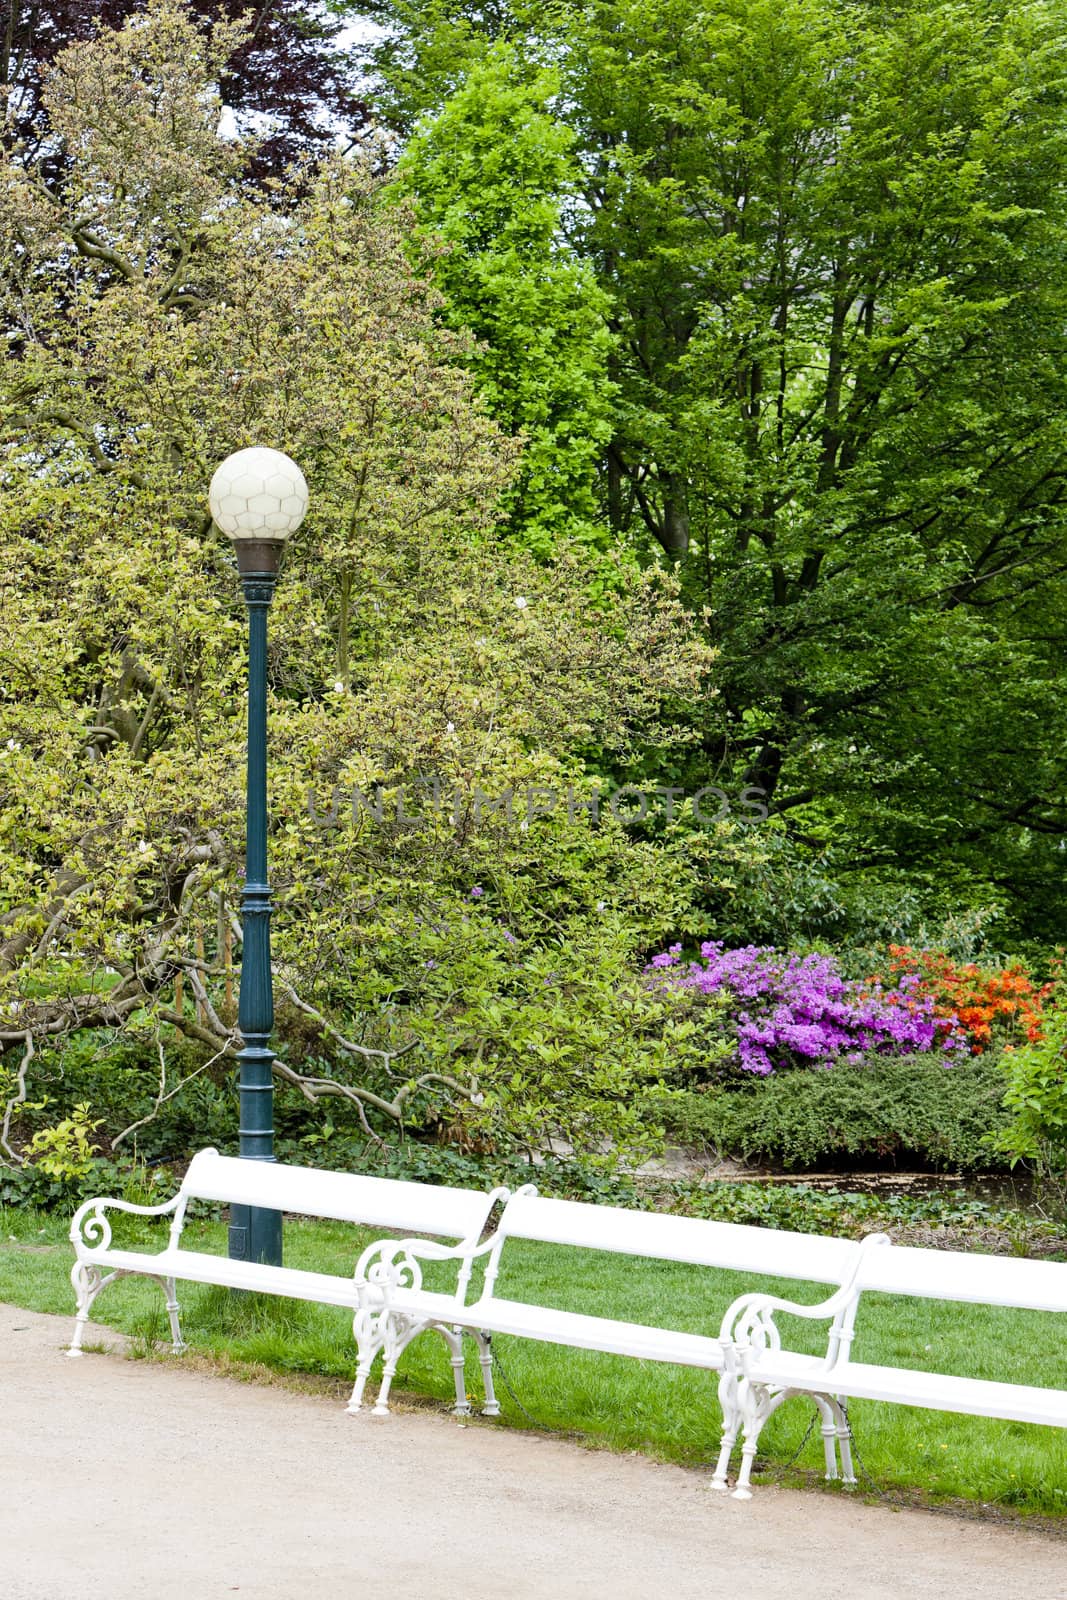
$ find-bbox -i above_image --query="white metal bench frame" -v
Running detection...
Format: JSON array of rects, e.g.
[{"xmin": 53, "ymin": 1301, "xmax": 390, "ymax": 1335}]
[
  {"xmin": 68, "ymin": 1148, "xmax": 509, "ymax": 1416},
  {"xmin": 350, "ymin": 1189, "xmax": 886, "ymax": 1484},
  {"xmin": 75, "ymin": 1153, "xmax": 1061, "ymax": 1504},
  {"xmin": 719, "ymin": 1239, "xmax": 1067, "ymax": 1498}
]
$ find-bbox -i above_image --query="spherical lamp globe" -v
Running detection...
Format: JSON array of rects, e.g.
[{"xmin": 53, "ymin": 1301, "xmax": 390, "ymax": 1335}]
[{"xmin": 208, "ymin": 447, "xmax": 309, "ymax": 543}]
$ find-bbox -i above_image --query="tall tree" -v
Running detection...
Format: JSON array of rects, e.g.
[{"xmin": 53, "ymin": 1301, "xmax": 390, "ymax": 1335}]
[
  {"xmin": 357, "ymin": 0, "xmax": 1067, "ymax": 942},
  {"xmin": 1, "ymin": 0, "xmax": 367, "ymax": 177},
  {"xmin": 393, "ymin": 45, "xmax": 616, "ymax": 555},
  {"xmin": 0, "ymin": 2, "xmax": 724, "ymax": 1159}
]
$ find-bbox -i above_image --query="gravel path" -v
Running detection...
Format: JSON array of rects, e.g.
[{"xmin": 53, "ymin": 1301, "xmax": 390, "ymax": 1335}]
[{"xmin": 2, "ymin": 1302, "xmax": 1064, "ymax": 1600}]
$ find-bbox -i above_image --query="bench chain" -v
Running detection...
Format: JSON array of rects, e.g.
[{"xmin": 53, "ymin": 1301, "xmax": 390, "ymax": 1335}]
[
  {"xmin": 836, "ymin": 1403, "xmax": 1027, "ymax": 1528},
  {"xmin": 487, "ymin": 1337, "xmax": 678, "ymax": 1449},
  {"xmin": 761, "ymin": 1403, "xmax": 972, "ymax": 1521},
  {"xmin": 487, "ymin": 1341, "xmax": 545, "ymax": 1428},
  {"xmin": 753, "ymin": 1407, "xmax": 819, "ymax": 1484},
  {"xmin": 836, "ymin": 1401, "xmax": 886, "ymax": 1498}
]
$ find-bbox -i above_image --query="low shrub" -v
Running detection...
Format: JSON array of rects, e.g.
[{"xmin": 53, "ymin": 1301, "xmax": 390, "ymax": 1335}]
[
  {"xmin": 664, "ymin": 1177, "xmax": 1048, "ymax": 1240},
  {"xmin": 0, "ymin": 1148, "xmax": 175, "ymax": 1211},
  {"xmin": 657, "ymin": 1053, "xmax": 1012, "ymax": 1171},
  {"xmin": 0, "ymin": 1030, "xmax": 237, "ymax": 1160}
]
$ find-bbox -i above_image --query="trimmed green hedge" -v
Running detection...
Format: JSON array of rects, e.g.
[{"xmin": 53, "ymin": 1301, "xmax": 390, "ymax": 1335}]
[{"xmin": 658, "ymin": 1053, "xmax": 1011, "ymax": 1171}]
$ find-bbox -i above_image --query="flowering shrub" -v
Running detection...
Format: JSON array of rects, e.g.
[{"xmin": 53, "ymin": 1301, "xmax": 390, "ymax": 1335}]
[
  {"xmin": 875, "ymin": 945, "xmax": 1050, "ymax": 1054},
  {"xmin": 646, "ymin": 942, "xmax": 963, "ymax": 1076}
]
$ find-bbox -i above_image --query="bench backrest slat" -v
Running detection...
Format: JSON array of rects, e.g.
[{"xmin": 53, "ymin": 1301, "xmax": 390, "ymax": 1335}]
[
  {"xmin": 492, "ymin": 1193, "xmax": 858, "ymax": 1282},
  {"xmin": 180, "ymin": 1150, "xmax": 498, "ymax": 1240},
  {"xmin": 858, "ymin": 1242, "xmax": 1067, "ymax": 1312}
]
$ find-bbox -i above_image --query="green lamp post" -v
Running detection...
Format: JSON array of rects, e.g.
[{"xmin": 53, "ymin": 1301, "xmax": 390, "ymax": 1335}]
[{"xmin": 209, "ymin": 446, "xmax": 309, "ymax": 1267}]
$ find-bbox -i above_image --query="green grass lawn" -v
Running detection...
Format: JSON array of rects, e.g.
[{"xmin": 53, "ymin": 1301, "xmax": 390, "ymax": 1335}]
[{"xmin": 3, "ymin": 1203, "xmax": 1065, "ymax": 1518}]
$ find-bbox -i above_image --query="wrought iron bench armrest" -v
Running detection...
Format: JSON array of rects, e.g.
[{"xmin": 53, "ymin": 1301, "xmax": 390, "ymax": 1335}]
[
  {"xmin": 354, "ymin": 1230, "xmax": 501, "ymax": 1300},
  {"xmin": 70, "ymin": 1192, "xmax": 184, "ymax": 1255},
  {"xmin": 353, "ymin": 1184, "xmax": 516, "ymax": 1299},
  {"xmin": 719, "ymin": 1232, "xmax": 889, "ymax": 1368},
  {"xmin": 719, "ymin": 1283, "xmax": 859, "ymax": 1368}
]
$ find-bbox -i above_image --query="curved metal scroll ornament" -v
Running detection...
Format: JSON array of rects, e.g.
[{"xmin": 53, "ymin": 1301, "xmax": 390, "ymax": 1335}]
[
  {"xmin": 76, "ymin": 1205, "xmax": 113, "ymax": 1253},
  {"xmin": 357, "ymin": 1242, "xmax": 425, "ymax": 1303},
  {"xmin": 72, "ymin": 1260, "xmax": 103, "ymax": 1304},
  {"xmin": 70, "ymin": 1191, "xmax": 184, "ymax": 1257},
  {"xmin": 348, "ymin": 1299, "xmax": 436, "ymax": 1415},
  {"xmin": 68, "ymin": 1260, "xmax": 109, "ymax": 1356},
  {"xmin": 728, "ymin": 1297, "xmax": 785, "ymax": 1359}
]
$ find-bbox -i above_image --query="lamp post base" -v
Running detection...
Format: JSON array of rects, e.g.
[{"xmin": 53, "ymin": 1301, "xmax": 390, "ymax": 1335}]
[
  {"xmin": 228, "ymin": 1203, "xmax": 283, "ymax": 1266},
  {"xmin": 231, "ymin": 1035, "xmax": 282, "ymax": 1267}
]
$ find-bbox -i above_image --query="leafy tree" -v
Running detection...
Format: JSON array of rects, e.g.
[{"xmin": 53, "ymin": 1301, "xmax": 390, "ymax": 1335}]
[
  {"xmin": 393, "ymin": 46, "xmax": 616, "ymax": 554},
  {"xmin": 353, "ymin": 0, "xmax": 1067, "ymax": 944},
  {"xmin": 0, "ymin": 2, "xmax": 738, "ymax": 1165},
  {"xmin": 1, "ymin": 0, "xmax": 366, "ymax": 179}
]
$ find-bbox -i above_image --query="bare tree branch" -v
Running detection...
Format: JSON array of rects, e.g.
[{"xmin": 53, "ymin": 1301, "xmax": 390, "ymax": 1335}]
[
  {"xmin": 274, "ymin": 974, "xmax": 420, "ymax": 1068},
  {"xmin": 112, "ymin": 1030, "xmax": 233, "ymax": 1152},
  {"xmin": 0, "ymin": 1031, "xmax": 34, "ymax": 1165}
]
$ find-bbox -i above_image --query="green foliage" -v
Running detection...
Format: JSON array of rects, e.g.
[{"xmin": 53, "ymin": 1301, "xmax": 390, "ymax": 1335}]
[
  {"xmin": 0, "ymin": 1, "xmax": 733, "ymax": 1162},
  {"xmin": 0, "ymin": 1159, "xmax": 82, "ymax": 1211},
  {"xmin": 659, "ymin": 1054, "xmax": 1013, "ymax": 1172},
  {"xmin": 666, "ymin": 1177, "xmax": 1050, "ymax": 1246},
  {"xmin": 995, "ymin": 1001, "xmax": 1067, "ymax": 1173},
  {"xmin": 26, "ymin": 1103, "xmax": 102, "ymax": 1181},
  {"xmin": 356, "ymin": 0, "xmax": 1067, "ymax": 944},
  {"xmin": 393, "ymin": 45, "xmax": 617, "ymax": 555},
  {"xmin": 4, "ymin": 0, "xmax": 1066, "ymax": 1187},
  {"xmin": 5, "ymin": 1031, "xmax": 235, "ymax": 1153}
]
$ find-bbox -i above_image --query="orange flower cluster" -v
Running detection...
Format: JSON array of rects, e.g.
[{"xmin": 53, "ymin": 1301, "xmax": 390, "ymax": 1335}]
[{"xmin": 874, "ymin": 945, "xmax": 1051, "ymax": 1054}]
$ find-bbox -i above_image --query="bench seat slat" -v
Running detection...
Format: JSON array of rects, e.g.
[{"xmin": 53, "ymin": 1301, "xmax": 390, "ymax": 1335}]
[
  {"xmin": 387, "ymin": 1290, "xmax": 724, "ymax": 1368},
  {"xmin": 746, "ymin": 1352, "xmax": 1067, "ymax": 1428},
  {"xmin": 180, "ymin": 1151, "xmax": 495, "ymax": 1240},
  {"xmin": 464, "ymin": 1297, "xmax": 725, "ymax": 1367},
  {"xmin": 497, "ymin": 1194, "xmax": 856, "ymax": 1282},
  {"xmin": 86, "ymin": 1247, "xmax": 363, "ymax": 1309}
]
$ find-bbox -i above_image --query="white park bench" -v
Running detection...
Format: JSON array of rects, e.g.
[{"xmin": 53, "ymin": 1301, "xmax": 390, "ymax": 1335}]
[
  {"xmin": 68, "ymin": 1147, "xmax": 509, "ymax": 1414},
  {"xmin": 717, "ymin": 1238, "xmax": 1067, "ymax": 1497},
  {"xmin": 347, "ymin": 1187, "xmax": 888, "ymax": 1482},
  {"xmin": 68, "ymin": 1156, "xmax": 1067, "ymax": 1498}
]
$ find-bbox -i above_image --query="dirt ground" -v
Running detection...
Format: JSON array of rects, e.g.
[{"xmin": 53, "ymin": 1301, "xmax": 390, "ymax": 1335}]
[{"xmin": 2, "ymin": 1302, "xmax": 1064, "ymax": 1600}]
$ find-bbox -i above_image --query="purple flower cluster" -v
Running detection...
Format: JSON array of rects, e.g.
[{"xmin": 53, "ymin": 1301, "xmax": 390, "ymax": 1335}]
[{"xmin": 647, "ymin": 941, "xmax": 960, "ymax": 1076}]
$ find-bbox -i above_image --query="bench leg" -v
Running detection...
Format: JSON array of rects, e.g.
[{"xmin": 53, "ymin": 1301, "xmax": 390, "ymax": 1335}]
[
  {"xmin": 348, "ymin": 1306, "xmax": 385, "ymax": 1414},
  {"xmin": 347, "ymin": 1351, "xmax": 379, "ymax": 1414},
  {"xmin": 371, "ymin": 1315, "xmax": 422, "ymax": 1417},
  {"xmin": 68, "ymin": 1262, "xmax": 105, "ymax": 1357},
  {"xmin": 733, "ymin": 1438, "xmax": 759, "ymax": 1501},
  {"xmin": 814, "ymin": 1395, "xmax": 839, "ymax": 1481},
  {"xmin": 731, "ymin": 1379, "xmax": 772, "ymax": 1501},
  {"xmin": 434, "ymin": 1325, "xmax": 471, "ymax": 1416},
  {"xmin": 832, "ymin": 1399, "xmax": 856, "ymax": 1486},
  {"xmin": 373, "ymin": 1355, "xmax": 400, "ymax": 1416},
  {"xmin": 472, "ymin": 1332, "xmax": 499, "ymax": 1417},
  {"xmin": 711, "ymin": 1370, "xmax": 740, "ymax": 1492},
  {"xmin": 163, "ymin": 1277, "xmax": 186, "ymax": 1354}
]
